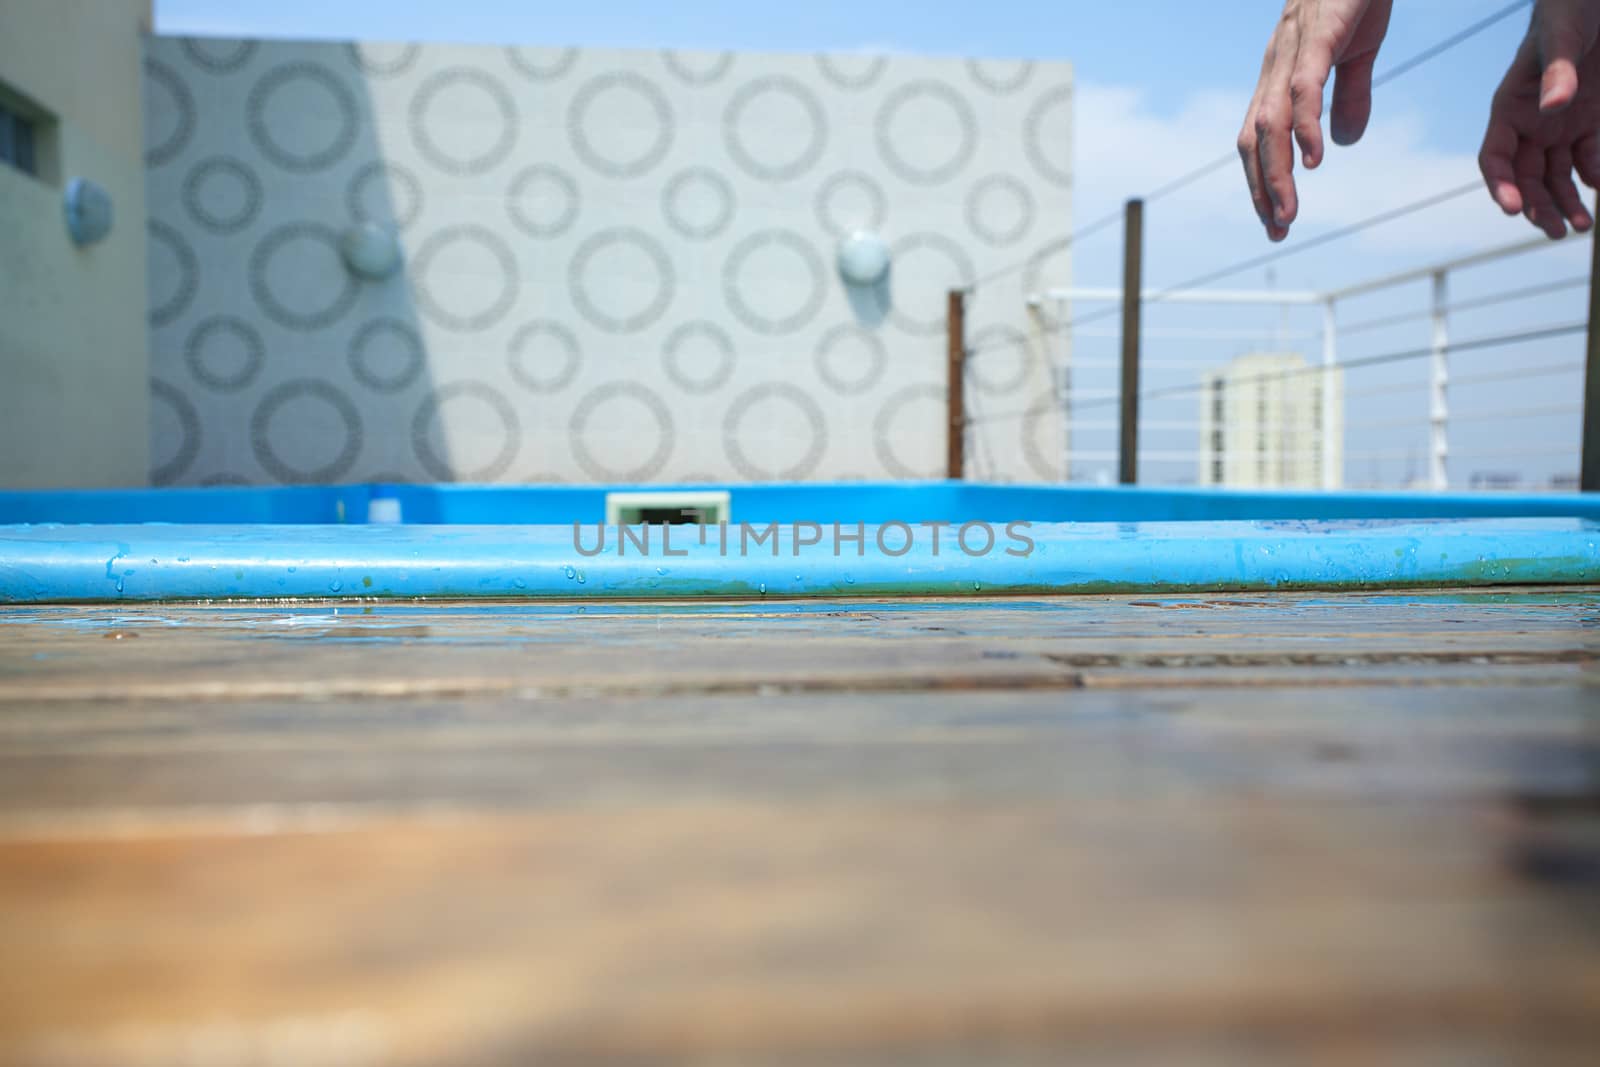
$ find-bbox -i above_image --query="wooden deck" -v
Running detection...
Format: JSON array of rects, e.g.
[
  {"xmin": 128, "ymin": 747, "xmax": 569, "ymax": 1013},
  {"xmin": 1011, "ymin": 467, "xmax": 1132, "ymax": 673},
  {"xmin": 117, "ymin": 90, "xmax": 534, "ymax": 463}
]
[{"xmin": 1, "ymin": 590, "xmax": 1597, "ymax": 1064}]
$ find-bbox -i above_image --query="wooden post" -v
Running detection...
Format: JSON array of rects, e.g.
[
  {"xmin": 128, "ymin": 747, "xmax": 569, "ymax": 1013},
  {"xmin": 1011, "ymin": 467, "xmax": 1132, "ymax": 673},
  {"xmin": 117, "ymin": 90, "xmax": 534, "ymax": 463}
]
[
  {"xmin": 1583, "ymin": 196, "xmax": 1600, "ymax": 491},
  {"xmin": 1119, "ymin": 199, "xmax": 1145, "ymax": 486},
  {"xmin": 947, "ymin": 289, "xmax": 966, "ymax": 481}
]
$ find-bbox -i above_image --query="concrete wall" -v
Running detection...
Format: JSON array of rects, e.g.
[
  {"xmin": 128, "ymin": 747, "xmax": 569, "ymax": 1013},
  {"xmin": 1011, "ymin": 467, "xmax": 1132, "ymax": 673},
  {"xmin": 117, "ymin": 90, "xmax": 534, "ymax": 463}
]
[
  {"xmin": 0, "ymin": 0, "xmax": 153, "ymax": 488},
  {"xmin": 143, "ymin": 36, "xmax": 1073, "ymax": 486}
]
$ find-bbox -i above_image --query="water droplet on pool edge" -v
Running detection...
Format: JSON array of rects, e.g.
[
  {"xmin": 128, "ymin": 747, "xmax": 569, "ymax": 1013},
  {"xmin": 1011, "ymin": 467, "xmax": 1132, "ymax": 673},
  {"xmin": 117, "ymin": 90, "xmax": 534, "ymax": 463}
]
[
  {"xmin": 759, "ymin": 583, "xmax": 767, "ymax": 595},
  {"xmin": 329, "ymin": 580, "xmax": 343, "ymax": 593},
  {"xmin": 565, "ymin": 566, "xmax": 576, "ymax": 580},
  {"xmin": 576, "ymin": 571, "xmax": 586, "ymax": 585}
]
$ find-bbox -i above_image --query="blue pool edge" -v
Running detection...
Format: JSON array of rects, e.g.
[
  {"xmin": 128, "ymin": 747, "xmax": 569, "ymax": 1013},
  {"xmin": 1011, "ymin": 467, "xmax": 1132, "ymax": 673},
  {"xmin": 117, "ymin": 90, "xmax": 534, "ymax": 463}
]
[{"xmin": 3, "ymin": 518, "xmax": 1597, "ymax": 603}]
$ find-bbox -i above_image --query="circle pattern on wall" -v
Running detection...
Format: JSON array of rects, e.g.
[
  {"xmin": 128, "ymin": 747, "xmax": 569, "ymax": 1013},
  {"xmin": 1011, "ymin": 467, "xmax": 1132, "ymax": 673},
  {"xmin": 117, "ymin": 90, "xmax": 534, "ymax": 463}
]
[
  {"xmin": 251, "ymin": 379, "xmax": 363, "ymax": 484},
  {"xmin": 966, "ymin": 174, "xmax": 1035, "ymax": 247},
  {"xmin": 347, "ymin": 42, "xmax": 421, "ymax": 78},
  {"xmin": 724, "ymin": 76, "xmax": 828, "ymax": 182},
  {"xmin": 664, "ymin": 50, "xmax": 735, "ymax": 85},
  {"xmin": 662, "ymin": 167, "xmax": 736, "ymax": 240},
  {"xmin": 723, "ymin": 230, "xmax": 827, "ymax": 335},
  {"xmin": 663, "ymin": 322, "xmax": 736, "ymax": 395},
  {"xmin": 150, "ymin": 379, "xmax": 201, "ymax": 486},
  {"xmin": 346, "ymin": 161, "xmax": 424, "ymax": 230},
  {"xmin": 144, "ymin": 59, "xmax": 195, "ymax": 167},
  {"xmin": 182, "ymin": 157, "xmax": 263, "ymax": 235},
  {"xmin": 571, "ymin": 382, "xmax": 675, "ymax": 482},
  {"xmin": 412, "ymin": 381, "xmax": 522, "ymax": 483},
  {"xmin": 412, "ymin": 224, "xmax": 519, "ymax": 332},
  {"xmin": 723, "ymin": 383, "xmax": 828, "ymax": 481},
  {"xmin": 182, "ymin": 39, "xmax": 258, "ymax": 74},
  {"xmin": 886, "ymin": 233, "xmax": 976, "ymax": 336},
  {"xmin": 247, "ymin": 62, "xmax": 359, "ymax": 173},
  {"xmin": 814, "ymin": 324, "xmax": 888, "ymax": 396},
  {"xmin": 966, "ymin": 58, "xmax": 1034, "ymax": 94},
  {"xmin": 508, "ymin": 321, "xmax": 582, "ymax": 395},
  {"xmin": 569, "ymin": 228, "xmax": 676, "ymax": 334},
  {"xmin": 1021, "ymin": 397, "xmax": 1061, "ymax": 482},
  {"xmin": 250, "ymin": 223, "xmax": 360, "ymax": 332},
  {"xmin": 147, "ymin": 220, "xmax": 199, "ymax": 328},
  {"xmin": 874, "ymin": 384, "xmax": 946, "ymax": 479},
  {"xmin": 1024, "ymin": 242, "xmax": 1073, "ymax": 316},
  {"xmin": 350, "ymin": 319, "xmax": 425, "ymax": 394},
  {"xmin": 507, "ymin": 46, "xmax": 580, "ymax": 81},
  {"xmin": 876, "ymin": 81, "xmax": 977, "ymax": 185},
  {"xmin": 508, "ymin": 164, "xmax": 581, "ymax": 238},
  {"xmin": 569, "ymin": 73, "xmax": 674, "ymax": 178},
  {"xmin": 410, "ymin": 68, "xmax": 518, "ymax": 176},
  {"xmin": 968, "ymin": 324, "xmax": 1034, "ymax": 396},
  {"xmin": 186, "ymin": 317, "xmax": 265, "ymax": 393},
  {"xmin": 816, "ymin": 54, "xmax": 888, "ymax": 91},
  {"xmin": 814, "ymin": 171, "xmax": 888, "ymax": 239},
  {"xmin": 1024, "ymin": 84, "xmax": 1075, "ymax": 186}
]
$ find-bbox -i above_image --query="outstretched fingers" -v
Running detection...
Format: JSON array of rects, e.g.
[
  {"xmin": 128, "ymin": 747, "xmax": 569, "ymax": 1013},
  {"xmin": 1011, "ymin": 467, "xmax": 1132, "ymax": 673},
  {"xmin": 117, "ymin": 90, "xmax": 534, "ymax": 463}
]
[
  {"xmin": 1328, "ymin": 50, "xmax": 1379, "ymax": 146},
  {"xmin": 1239, "ymin": 31, "xmax": 1295, "ymax": 241},
  {"xmin": 1515, "ymin": 139, "xmax": 1567, "ymax": 238},
  {"xmin": 1575, "ymin": 131, "xmax": 1600, "ymax": 190},
  {"xmin": 1479, "ymin": 115, "xmax": 1523, "ymax": 216},
  {"xmin": 1536, "ymin": 11, "xmax": 1587, "ymax": 111},
  {"xmin": 1545, "ymin": 145, "xmax": 1593, "ymax": 231},
  {"xmin": 1290, "ymin": 37, "xmax": 1335, "ymax": 169},
  {"xmin": 1255, "ymin": 23, "xmax": 1302, "ymax": 234}
]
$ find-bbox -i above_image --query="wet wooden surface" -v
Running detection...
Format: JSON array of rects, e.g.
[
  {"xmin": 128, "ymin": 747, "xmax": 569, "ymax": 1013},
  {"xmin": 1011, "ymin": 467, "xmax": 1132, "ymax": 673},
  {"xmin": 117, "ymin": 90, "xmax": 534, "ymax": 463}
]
[{"xmin": 1, "ymin": 590, "xmax": 1598, "ymax": 1064}]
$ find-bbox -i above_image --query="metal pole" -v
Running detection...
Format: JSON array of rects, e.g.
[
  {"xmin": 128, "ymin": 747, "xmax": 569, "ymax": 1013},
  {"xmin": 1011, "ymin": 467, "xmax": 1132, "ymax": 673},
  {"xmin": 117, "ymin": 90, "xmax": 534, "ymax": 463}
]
[
  {"xmin": 946, "ymin": 289, "xmax": 966, "ymax": 481},
  {"xmin": 1430, "ymin": 271, "xmax": 1449, "ymax": 491},
  {"xmin": 1321, "ymin": 298, "xmax": 1340, "ymax": 490},
  {"xmin": 1583, "ymin": 197, "xmax": 1600, "ymax": 491},
  {"xmin": 1119, "ymin": 198, "xmax": 1145, "ymax": 486}
]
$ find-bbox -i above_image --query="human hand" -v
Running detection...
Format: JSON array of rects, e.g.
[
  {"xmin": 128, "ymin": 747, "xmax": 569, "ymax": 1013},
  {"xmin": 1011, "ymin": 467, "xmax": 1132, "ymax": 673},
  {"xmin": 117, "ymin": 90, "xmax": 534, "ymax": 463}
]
[
  {"xmin": 1479, "ymin": 0, "xmax": 1600, "ymax": 238},
  {"xmin": 1239, "ymin": 0, "xmax": 1395, "ymax": 241}
]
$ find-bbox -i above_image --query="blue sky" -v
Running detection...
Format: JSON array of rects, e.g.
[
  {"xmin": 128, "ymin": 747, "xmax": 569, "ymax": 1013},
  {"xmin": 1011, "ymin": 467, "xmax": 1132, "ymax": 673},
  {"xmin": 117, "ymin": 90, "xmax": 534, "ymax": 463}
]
[
  {"xmin": 155, "ymin": 0, "xmax": 1514, "ymax": 145},
  {"xmin": 155, "ymin": 0, "xmax": 1589, "ymax": 486}
]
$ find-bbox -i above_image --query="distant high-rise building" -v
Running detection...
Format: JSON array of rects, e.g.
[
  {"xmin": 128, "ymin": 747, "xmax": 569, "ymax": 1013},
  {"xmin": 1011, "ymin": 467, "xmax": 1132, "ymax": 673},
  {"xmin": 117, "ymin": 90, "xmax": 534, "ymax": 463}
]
[
  {"xmin": 1469, "ymin": 471, "xmax": 1523, "ymax": 491},
  {"xmin": 1199, "ymin": 353, "xmax": 1343, "ymax": 489}
]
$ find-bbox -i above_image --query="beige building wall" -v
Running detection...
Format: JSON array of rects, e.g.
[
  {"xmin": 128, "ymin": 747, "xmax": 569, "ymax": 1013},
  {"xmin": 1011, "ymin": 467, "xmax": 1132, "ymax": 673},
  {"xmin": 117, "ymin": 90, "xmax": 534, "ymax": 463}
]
[
  {"xmin": 0, "ymin": 0, "xmax": 153, "ymax": 488},
  {"xmin": 142, "ymin": 37, "xmax": 1071, "ymax": 486},
  {"xmin": 1199, "ymin": 352, "xmax": 1344, "ymax": 490}
]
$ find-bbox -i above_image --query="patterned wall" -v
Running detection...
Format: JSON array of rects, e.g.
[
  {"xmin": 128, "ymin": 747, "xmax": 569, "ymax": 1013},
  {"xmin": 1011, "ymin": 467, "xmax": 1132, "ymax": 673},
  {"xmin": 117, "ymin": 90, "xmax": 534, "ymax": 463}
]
[{"xmin": 143, "ymin": 36, "xmax": 1073, "ymax": 486}]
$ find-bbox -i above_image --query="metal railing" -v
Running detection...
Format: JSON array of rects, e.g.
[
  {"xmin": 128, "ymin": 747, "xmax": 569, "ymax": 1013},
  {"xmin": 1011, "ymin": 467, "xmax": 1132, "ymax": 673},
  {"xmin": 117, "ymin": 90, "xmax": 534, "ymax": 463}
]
[{"xmin": 1007, "ymin": 232, "xmax": 1593, "ymax": 492}]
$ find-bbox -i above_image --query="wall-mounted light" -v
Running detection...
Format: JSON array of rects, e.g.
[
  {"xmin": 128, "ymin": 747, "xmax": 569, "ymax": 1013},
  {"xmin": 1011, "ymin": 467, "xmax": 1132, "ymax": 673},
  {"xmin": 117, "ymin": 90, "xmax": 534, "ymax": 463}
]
[
  {"xmin": 63, "ymin": 178, "xmax": 114, "ymax": 246},
  {"xmin": 341, "ymin": 222, "xmax": 401, "ymax": 281},
  {"xmin": 837, "ymin": 230, "xmax": 891, "ymax": 287}
]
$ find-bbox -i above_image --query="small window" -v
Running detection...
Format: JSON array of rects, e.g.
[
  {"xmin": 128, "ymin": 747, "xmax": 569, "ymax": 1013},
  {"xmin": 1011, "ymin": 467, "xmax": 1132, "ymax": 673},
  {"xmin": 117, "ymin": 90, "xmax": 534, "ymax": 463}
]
[{"xmin": 0, "ymin": 101, "xmax": 38, "ymax": 177}]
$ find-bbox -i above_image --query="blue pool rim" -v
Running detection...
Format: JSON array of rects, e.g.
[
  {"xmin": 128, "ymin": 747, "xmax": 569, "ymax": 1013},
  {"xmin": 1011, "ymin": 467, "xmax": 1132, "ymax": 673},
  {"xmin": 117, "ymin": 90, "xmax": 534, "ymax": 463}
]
[{"xmin": 2, "ymin": 480, "xmax": 1599, "ymax": 603}]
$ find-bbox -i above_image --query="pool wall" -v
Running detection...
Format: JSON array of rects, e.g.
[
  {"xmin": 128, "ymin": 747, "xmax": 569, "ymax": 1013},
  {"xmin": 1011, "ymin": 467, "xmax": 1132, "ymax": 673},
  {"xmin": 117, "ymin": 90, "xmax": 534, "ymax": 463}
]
[
  {"xmin": 5, "ymin": 482, "xmax": 1600, "ymax": 526},
  {"xmin": 3, "ymin": 484, "xmax": 1598, "ymax": 603}
]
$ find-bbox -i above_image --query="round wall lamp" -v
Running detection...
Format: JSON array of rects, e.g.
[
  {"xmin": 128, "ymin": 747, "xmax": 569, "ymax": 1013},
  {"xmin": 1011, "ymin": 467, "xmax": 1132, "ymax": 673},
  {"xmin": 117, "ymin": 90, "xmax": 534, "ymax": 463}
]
[
  {"xmin": 341, "ymin": 222, "xmax": 402, "ymax": 281},
  {"xmin": 837, "ymin": 230, "xmax": 891, "ymax": 287},
  {"xmin": 63, "ymin": 179, "xmax": 115, "ymax": 247}
]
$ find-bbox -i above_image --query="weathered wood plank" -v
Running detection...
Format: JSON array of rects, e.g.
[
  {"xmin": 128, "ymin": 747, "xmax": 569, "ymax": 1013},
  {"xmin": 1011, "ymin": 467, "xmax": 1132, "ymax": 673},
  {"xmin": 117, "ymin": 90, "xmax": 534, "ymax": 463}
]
[
  {"xmin": 0, "ymin": 591, "xmax": 1595, "ymax": 1063},
  {"xmin": 1, "ymin": 591, "xmax": 1596, "ymax": 702}
]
